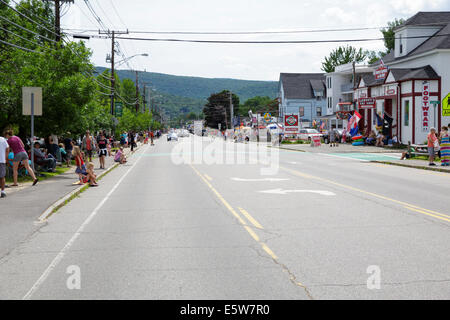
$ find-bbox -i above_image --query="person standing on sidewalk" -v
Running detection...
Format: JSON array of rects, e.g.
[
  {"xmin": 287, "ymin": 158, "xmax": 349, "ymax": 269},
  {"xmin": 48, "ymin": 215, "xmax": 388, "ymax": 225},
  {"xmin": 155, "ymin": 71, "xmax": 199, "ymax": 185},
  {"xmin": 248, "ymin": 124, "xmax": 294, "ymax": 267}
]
[
  {"xmin": 82, "ymin": 130, "xmax": 97, "ymax": 163},
  {"xmin": 150, "ymin": 130, "xmax": 154, "ymax": 146},
  {"xmin": 0, "ymin": 134, "xmax": 9, "ymax": 198},
  {"xmin": 427, "ymin": 127, "xmax": 439, "ymax": 166},
  {"xmin": 439, "ymin": 126, "xmax": 450, "ymax": 166},
  {"xmin": 97, "ymin": 133, "xmax": 107, "ymax": 169},
  {"xmin": 4, "ymin": 129, "xmax": 38, "ymax": 186}
]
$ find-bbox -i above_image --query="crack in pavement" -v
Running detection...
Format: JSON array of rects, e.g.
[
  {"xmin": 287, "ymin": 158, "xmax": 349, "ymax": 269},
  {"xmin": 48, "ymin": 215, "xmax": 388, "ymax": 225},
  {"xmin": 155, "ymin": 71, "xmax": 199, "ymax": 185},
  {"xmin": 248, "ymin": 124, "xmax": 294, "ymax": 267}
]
[{"xmin": 248, "ymin": 244, "xmax": 314, "ymax": 300}]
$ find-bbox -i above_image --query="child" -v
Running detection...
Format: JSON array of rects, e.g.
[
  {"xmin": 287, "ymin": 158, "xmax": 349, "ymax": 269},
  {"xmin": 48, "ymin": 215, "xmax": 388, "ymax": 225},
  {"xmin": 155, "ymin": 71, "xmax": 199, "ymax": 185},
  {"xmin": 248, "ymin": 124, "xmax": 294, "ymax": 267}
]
[
  {"xmin": 114, "ymin": 147, "xmax": 127, "ymax": 164},
  {"xmin": 59, "ymin": 143, "xmax": 70, "ymax": 167},
  {"xmin": 85, "ymin": 162, "xmax": 98, "ymax": 186},
  {"xmin": 72, "ymin": 146, "xmax": 86, "ymax": 185}
]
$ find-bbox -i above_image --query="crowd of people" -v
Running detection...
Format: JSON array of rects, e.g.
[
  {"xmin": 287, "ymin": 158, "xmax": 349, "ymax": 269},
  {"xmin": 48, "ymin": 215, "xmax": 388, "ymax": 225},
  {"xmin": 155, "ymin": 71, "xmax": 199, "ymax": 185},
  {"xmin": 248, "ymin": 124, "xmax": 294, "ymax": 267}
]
[
  {"xmin": 426, "ymin": 126, "xmax": 450, "ymax": 166},
  {"xmin": 0, "ymin": 128, "xmax": 159, "ymax": 198}
]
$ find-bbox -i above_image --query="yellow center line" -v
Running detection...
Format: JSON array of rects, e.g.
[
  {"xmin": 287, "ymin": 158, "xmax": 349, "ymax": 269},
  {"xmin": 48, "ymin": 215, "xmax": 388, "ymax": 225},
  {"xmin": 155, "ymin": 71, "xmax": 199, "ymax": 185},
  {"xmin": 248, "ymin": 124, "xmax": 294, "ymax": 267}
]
[
  {"xmin": 244, "ymin": 226, "xmax": 260, "ymax": 242},
  {"xmin": 261, "ymin": 243, "xmax": 278, "ymax": 260},
  {"xmin": 404, "ymin": 206, "xmax": 450, "ymax": 223},
  {"xmin": 204, "ymin": 174, "xmax": 212, "ymax": 181},
  {"xmin": 280, "ymin": 166, "xmax": 450, "ymax": 222},
  {"xmin": 238, "ymin": 207, "xmax": 264, "ymax": 229},
  {"xmin": 189, "ymin": 165, "xmax": 277, "ymax": 257}
]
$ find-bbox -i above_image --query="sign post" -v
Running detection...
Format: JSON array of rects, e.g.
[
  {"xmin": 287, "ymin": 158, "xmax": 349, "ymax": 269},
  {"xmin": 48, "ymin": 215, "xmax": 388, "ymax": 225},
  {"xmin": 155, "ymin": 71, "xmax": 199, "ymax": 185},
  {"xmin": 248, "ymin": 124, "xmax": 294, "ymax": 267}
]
[{"xmin": 22, "ymin": 87, "xmax": 42, "ymax": 172}]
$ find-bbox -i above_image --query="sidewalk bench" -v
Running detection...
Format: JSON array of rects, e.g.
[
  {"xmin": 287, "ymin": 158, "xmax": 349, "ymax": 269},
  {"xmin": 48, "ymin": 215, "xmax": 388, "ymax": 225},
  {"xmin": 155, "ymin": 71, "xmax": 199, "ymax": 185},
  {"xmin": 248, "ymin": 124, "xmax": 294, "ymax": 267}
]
[{"xmin": 408, "ymin": 144, "xmax": 439, "ymax": 157}]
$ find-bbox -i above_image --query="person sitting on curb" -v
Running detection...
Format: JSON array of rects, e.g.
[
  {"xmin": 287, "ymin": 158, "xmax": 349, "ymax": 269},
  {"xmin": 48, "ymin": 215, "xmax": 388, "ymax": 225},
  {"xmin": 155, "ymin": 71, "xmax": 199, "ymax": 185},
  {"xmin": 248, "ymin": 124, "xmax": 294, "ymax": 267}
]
[
  {"xmin": 376, "ymin": 132, "xmax": 385, "ymax": 147},
  {"xmin": 34, "ymin": 142, "xmax": 56, "ymax": 172},
  {"xmin": 85, "ymin": 162, "xmax": 98, "ymax": 186},
  {"xmin": 114, "ymin": 147, "xmax": 127, "ymax": 164}
]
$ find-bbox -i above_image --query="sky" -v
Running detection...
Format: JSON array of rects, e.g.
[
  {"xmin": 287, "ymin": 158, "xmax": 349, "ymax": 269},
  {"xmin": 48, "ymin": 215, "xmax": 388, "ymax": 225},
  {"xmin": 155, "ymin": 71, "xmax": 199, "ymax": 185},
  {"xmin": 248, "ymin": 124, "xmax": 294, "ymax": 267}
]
[{"xmin": 61, "ymin": 0, "xmax": 450, "ymax": 81}]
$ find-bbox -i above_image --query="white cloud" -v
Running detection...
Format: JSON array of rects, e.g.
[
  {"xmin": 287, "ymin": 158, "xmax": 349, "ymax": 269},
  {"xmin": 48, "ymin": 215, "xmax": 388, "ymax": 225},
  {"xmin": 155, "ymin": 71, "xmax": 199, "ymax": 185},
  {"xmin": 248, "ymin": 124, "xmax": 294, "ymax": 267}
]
[{"xmin": 63, "ymin": 0, "xmax": 450, "ymax": 81}]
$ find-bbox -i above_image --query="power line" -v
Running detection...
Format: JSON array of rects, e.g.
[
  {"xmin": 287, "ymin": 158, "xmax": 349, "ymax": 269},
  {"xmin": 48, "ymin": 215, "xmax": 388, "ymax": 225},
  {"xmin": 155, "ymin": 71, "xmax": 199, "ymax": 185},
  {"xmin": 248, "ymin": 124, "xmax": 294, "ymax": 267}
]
[
  {"xmin": 59, "ymin": 21, "xmax": 450, "ymax": 35},
  {"xmin": 0, "ymin": 38, "xmax": 43, "ymax": 54},
  {"xmin": 0, "ymin": 14, "xmax": 56, "ymax": 43},
  {"xmin": 0, "ymin": 0, "xmax": 60, "ymax": 39},
  {"xmin": 0, "ymin": 25, "xmax": 48, "ymax": 49},
  {"xmin": 111, "ymin": 32, "xmax": 450, "ymax": 44}
]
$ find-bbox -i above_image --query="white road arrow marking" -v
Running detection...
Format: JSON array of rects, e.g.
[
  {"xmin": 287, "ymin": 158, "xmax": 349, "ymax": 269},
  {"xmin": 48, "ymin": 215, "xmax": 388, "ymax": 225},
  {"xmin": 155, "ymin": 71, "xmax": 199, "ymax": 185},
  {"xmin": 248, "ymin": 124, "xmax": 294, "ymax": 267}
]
[
  {"xmin": 259, "ymin": 188, "xmax": 336, "ymax": 196},
  {"xmin": 231, "ymin": 177, "xmax": 290, "ymax": 182}
]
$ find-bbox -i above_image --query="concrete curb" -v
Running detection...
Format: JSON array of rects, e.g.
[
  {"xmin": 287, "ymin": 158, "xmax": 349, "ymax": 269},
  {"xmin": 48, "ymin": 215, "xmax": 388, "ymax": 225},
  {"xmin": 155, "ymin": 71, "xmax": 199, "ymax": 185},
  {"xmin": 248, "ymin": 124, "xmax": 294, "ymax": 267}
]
[
  {"xmin": 371, "ymin": 160, "xmax": 450, "ymax": 173},
  {"xmin": 36, "ymin": 162, "xmax": 120, "ymax": 223},
  {"xmin": 36, "ymin": 145, "xmax": 141, "ymax": 223}
]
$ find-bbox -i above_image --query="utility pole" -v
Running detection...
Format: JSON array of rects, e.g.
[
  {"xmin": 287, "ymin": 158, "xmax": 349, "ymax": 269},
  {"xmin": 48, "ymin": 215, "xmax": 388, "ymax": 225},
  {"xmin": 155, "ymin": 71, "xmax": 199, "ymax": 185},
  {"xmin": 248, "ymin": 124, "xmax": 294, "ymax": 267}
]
[
  {"xmin": 135, "ymin": 70, "xmax": 139, "ymax": 113},
  {"xmin": 229, "ymin": 90, "xmax": 234, "ymax": 130},
  {"xmin": 99, "ymin": 30, "xmax": 129, "ymax": 115},
  {"xmin": 142, "ymin": 85, "xmax": 146, "ymax": 113},
  {"xmin": 45, "ymin": 0, "xmax": 73, "ymax": 42}
]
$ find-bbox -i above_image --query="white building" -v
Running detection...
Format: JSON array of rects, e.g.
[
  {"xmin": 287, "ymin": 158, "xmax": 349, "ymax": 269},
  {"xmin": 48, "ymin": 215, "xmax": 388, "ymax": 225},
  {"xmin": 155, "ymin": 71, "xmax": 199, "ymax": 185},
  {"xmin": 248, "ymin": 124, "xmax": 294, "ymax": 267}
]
[
  {"xmin": 363, "ymin": 12, "xmax": 450, "ymax": 144},
  {"xmin": 324, "ymin": 63, "xmax": 373, "ymax": 129}
]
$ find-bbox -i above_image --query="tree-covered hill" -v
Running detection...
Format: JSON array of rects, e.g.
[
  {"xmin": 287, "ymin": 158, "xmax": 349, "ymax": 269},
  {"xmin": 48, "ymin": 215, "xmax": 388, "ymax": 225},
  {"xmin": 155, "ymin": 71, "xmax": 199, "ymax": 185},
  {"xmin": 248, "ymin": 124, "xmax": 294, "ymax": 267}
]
[{"xmin": 95, "ymin": 67, "xmax": 278, "ymax": 102}]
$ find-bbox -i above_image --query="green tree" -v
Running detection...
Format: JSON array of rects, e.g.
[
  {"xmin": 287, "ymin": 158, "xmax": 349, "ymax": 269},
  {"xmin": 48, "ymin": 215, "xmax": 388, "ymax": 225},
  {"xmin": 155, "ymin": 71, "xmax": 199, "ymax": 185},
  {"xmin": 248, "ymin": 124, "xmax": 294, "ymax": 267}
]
[
  {"xmin": 321, "ymin": 46, "xmax": 367, "ymax": 73},
  {"xmin": 366, "ymin": 18, "xmax": 406, "ymax": 64},
  {"xmin": 382, "ymin": 18, "xmax": 405, "ymax": 51},
  {"xmin": 203, "ymin": 90, "xmax": 239, "ymax": 129},
  {"xmin": 238, "ymin": 96, "xmax": 278, "ymax": 116}
]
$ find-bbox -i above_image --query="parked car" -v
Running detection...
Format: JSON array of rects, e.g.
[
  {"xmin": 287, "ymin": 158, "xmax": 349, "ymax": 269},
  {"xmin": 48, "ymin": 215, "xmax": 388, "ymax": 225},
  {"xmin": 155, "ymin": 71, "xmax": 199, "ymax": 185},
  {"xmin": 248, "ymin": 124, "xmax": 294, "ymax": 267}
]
[
  {"xmin": 298, "ymin": 128, "xmax": 323, "ymax": 141},
  {"xmin": 167, "ymin": 132, "xmax": 178, "ymax": 141}
]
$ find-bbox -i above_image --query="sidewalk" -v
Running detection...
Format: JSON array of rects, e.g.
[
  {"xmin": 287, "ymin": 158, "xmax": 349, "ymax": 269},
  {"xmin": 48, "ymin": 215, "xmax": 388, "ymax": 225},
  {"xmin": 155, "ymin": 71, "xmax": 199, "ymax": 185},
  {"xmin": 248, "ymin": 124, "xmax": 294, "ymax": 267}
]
[
  {"xmin": 372, "ymin": 158, "xmax": 450, "ymax": 173},
  {"xmin": 0, "ymin": 144, "xmax": 140, "ymax": 259},
  {"xmin": 275, "ymin": 143, "xmax": 405, "ymax": 154}
]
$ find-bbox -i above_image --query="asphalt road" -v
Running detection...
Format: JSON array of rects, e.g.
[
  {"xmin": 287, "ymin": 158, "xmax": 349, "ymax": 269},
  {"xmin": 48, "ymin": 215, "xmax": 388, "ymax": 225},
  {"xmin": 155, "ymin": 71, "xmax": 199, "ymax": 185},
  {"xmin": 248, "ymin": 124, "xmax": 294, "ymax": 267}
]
[{"xmin": 0, "ymin": 135, "xmax": 449, "ymax": 299}]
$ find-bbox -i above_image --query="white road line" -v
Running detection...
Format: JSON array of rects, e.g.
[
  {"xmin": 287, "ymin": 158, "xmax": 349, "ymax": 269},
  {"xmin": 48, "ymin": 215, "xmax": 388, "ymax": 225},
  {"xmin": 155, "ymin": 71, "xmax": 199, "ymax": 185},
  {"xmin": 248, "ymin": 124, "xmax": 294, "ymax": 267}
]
[{"xmin": 22, "ymin": 145, "xmax": 148, "ymax": 300}]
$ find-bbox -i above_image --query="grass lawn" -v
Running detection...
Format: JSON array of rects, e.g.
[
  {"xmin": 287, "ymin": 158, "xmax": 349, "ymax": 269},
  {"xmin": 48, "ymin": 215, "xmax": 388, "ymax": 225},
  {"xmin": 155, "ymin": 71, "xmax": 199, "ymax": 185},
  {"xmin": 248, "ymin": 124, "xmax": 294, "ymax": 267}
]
[{"xmin": 6, "ymin": 166, "xmax": 72, "ymax": 184}]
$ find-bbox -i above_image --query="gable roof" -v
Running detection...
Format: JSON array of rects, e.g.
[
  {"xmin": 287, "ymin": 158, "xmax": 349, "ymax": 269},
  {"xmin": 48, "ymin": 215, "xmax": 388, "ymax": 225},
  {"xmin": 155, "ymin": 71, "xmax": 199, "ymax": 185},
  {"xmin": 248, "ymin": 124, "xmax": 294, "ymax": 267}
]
[
  {"xmin": 372, "ymin": 12, "xmax": 450, "ymax": 66},
  {"xmin": 360, "ymin": 65, "xmax": 439, "ymax": 88},
  {"xmin": 398, "ymin": 12, "xmax": 450, "ymax": 28},
  {"xmin": 390, "ymin": 65, "xmax": 439, "ymax": 81},
  {"xmin": 279, "ymin": 73, "xmax": 325, "ymax": 99}
]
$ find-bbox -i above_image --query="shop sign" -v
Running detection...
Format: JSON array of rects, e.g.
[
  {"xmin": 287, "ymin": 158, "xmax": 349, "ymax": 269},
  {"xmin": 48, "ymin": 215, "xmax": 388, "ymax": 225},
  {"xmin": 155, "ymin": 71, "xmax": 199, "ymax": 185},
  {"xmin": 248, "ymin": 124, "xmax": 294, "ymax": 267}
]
[
  {"xmin": 374, "ymin": 66, "xmax": 389, "ymax": 80},
  {"xmin": 358, "ymin": 97, "xmax": 376, "ymax": 108},
  {"xmin": 384, "ymin": 85, "xmax": 397, "ymax": 96},
  {"xmin": 422, "ymin": 81, "xmax": 430, "ymax": 132},
  {"xmin": 284, "ymin": 114, "xmax": 299, "ymax": 133}
]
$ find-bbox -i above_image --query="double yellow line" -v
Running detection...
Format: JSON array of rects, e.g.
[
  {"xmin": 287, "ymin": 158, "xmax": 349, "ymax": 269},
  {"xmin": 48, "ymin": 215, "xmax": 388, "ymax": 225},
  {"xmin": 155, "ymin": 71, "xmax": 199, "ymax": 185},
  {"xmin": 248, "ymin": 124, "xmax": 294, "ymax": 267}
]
[
  {"xmin": 280, "ymin": 166, "xmax": 450, "ymax": 223},
  {"xmin": 191, "ymin": 165, "xmax": 277, "ymax": 260}
]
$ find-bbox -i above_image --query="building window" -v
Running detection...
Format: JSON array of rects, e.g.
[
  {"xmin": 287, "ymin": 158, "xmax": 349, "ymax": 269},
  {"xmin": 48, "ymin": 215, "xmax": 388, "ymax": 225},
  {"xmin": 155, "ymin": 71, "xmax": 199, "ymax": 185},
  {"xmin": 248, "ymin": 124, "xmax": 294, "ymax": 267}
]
[
  {"xmin": 404, "ymin": 100, "xmax": 409, "ymax": 126},
  {"xmin": 327, "ymin": 97, "xmax": 332, "ymax": 109},
  {"xmin": 316, "ymin": 107, "xmax": 322, "ymax": 117},
  {"xmin": 327, "ymin": 77, "xmax": 332, "ymax": 89},
  {"xmin": 399, "ymin": 34, "xmax": 403, "ymax": 54},
  {"xmin": 299, "ymin": 107, "xmax": 304, "ymax": 117}
]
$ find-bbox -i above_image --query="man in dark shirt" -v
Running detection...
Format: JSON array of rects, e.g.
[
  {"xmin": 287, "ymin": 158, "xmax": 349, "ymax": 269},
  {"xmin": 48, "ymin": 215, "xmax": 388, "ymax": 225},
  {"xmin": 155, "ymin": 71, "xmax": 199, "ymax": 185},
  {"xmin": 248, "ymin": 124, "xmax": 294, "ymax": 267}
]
[{"xmin": 34, "ymin": 142, "xmax": 56, "ymax": 172}]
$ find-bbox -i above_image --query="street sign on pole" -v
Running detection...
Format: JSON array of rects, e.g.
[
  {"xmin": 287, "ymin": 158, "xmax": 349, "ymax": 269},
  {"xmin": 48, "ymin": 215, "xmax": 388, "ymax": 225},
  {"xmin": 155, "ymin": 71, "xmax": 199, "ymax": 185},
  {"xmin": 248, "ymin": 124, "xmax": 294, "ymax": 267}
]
[
  {"xmin": 22, "ymin": 87, "xmax": 42, "ymax": 115},
  {"xmin": 22, "ymin": 87, "xmax": 42, "ymax": 172},
  {"xmin": 115, "ymin": 102, "xmax": 123, "ymax": 117}
]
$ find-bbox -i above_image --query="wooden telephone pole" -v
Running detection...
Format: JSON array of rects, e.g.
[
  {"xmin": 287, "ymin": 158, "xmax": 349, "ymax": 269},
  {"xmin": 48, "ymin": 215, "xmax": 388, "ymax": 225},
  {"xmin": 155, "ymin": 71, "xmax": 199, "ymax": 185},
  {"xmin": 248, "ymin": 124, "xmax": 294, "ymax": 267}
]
[{"xmin": 99, "ymin": 30, "xmax": 129, "ymax": 115}]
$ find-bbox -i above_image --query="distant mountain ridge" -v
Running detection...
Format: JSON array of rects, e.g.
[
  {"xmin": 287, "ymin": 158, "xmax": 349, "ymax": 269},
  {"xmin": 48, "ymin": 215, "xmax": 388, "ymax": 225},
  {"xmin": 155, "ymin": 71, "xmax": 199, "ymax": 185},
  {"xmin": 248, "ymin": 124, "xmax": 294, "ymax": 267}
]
[{"xmin": 95, "ymin": 67, "xmax": 278, "ymax": 102}]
